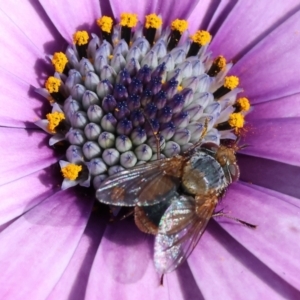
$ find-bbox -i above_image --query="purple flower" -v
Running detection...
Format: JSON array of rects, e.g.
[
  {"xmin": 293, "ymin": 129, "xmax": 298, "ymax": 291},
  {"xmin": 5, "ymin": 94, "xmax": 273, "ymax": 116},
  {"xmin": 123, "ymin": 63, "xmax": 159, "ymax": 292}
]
[{"xmin": 0, "ymin": 1, "xmax": 300, "ymax": 299}]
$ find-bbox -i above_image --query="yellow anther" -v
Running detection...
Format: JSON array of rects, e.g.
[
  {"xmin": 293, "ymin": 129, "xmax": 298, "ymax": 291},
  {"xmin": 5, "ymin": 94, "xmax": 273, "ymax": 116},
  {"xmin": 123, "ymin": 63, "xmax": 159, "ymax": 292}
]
[
  {"xmin": 73, "ymin": 31, "xmax": 89, "ymax": 46},
  {"xmin": 46, "ymin": 111, "xmax": 65, "ymax": 133},
  {"xmin": 108, "ymin": 54, "xmax": 114, "ymax": 60},
  {"xmin": 224, "ymin": 76, "xmax": 239, "ymax": 90},
  {"xmin": 236, "ymin": 97, "xmax": 250, "ymax": 111},
  {"xmin": 215, "ymin": 55, "xmax": 226, "ymax": 71},
  {"xmin": 228, "ymin": 113, "xmax": 244, "ymax": 128},
  {"xmin": 97, "ymin": 16, "xmax": 113, "ymax": 33},
  {"xmin": 177, "ymin": 85, "xmax": 183, "ymax": 91},
  {"xmin": 171, "ymin": 19, "xmax": 188, "ymax": 34},
  {"xmin": 51, "ymin": 52, "xmax": 68, "ymax": 73},
  {"xmin": 120, "ymin": 13, "xmax": 138, "ymax": 28},
  {"xmin": 61, "ymin": 164, "xmax": 82, "ymax": 180},
  {"xmin": 145, "ymin": 14, "xmax": 162, "ymax": 29},
  {"xmin": 190, "ymin": 30, "xmax": 211, "ymax": 46},
  {"xmin": 45, "ymin": 76, "xmax": 61, "ymax": 93}
]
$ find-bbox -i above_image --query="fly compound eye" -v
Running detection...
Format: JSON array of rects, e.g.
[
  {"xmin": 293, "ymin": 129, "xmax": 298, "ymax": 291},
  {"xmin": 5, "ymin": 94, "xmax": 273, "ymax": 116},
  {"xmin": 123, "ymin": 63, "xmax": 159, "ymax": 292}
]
[{"xmin": 228, "ymin": 163, "xmax": 240, "ymax": 182}]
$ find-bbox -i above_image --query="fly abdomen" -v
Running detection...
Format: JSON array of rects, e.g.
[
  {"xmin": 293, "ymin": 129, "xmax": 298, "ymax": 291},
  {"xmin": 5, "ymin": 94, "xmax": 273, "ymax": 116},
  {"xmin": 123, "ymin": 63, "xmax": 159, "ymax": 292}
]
[{"xmin": 135, "ymin": 197, "xmax": 173, "ymax": 235}]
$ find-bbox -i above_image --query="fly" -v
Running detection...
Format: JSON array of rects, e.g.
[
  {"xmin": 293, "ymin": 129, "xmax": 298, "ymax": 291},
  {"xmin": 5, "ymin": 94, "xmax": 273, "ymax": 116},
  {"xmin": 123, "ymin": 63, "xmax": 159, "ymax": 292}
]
[{"xmin": 96, "ymin": 131, "xmax": 255, "ymax": 274}]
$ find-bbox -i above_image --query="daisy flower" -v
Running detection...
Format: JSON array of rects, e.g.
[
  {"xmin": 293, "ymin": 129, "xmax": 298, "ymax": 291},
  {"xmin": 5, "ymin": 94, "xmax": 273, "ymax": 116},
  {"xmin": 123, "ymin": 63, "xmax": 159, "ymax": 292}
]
[{"xmin": 0, "ymin": 1, "xmax": 300, "ymax": 299}]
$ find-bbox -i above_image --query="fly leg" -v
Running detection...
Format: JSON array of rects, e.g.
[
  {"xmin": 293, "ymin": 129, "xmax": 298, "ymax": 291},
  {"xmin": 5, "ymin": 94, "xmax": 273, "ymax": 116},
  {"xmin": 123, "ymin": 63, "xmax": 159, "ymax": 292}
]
[
  {"xmin": 109, "ymin": 207, "xmax": 134, "ymax": 222},
  {"xmin": 182, "ymin": 117, "xmax": 209, "ymax": 155},
  {"xmin": 119, "ymin": 209, "xmax": 134, "ymax": 220},
  {"xmin": 160, "ymin": 274, "xmax": 164, "ymax": 286},
  {"xmin": 142, "ymin": 109, "xmax": 161, "ymax": 159},
  {"xmin": 213, "ymin": 211, "xmax": 257, "ymax": 229}
]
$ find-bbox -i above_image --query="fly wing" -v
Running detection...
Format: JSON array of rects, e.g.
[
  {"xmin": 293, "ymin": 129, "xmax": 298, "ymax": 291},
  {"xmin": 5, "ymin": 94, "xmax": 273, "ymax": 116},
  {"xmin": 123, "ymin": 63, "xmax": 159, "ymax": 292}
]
[
  {"xmin": 96, "ymin": 158, "xmax": 183, "ymax": 206},
  {"xmin": 154, "ymin": 194, "xmax": 216, "ymax": 274}
]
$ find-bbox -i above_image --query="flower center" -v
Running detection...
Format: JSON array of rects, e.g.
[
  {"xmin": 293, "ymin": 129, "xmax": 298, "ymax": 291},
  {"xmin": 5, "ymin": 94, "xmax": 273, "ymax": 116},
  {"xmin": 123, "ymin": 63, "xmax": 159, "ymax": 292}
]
[{"xmin": 35, "ymin": 12, "xmax": 251, "ymax": 191}]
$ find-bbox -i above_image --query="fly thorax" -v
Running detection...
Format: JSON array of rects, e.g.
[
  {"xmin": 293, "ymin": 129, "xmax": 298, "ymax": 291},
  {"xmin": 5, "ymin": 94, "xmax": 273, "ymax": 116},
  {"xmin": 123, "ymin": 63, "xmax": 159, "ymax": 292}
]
[{"xmin": 182, "ymin": 151, "xmax": 226, "ymax": 195}]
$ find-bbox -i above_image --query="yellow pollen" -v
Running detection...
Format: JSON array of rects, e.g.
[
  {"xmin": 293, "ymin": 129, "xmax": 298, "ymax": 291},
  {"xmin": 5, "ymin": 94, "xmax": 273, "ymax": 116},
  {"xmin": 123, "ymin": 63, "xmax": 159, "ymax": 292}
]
[
  {"xmin": 190, "ymin": 30, "xmax": 212, "ymax": 46},
  {"xmin": 171, "ymin": 19, "xmax": 188, "ymax": 34},
  {"xmin": 120, "ymin": 13, "xmax": 138, "ymax": 28},
  {"xmin": 73, "ymin": 31, "xmax": 89, "ymax": 46},
  {"xmin": 61, "ymin": 164, "xmax": 82, "ymax": 181},
  {"xmin": 228, "ymin": 113, "xmax": 244, "ymax": 128},
  {"xmin": 46, "ymin": 111, "xmax": 65, "ymax": 133},
  {"xmin": 177, "ymin": 85, "xmax": 183, "ymax": 91},
  {"xmin": 145, "ymin": 14, "xmax": 162, "ymax": 29},
  {"xmin": 51, "ymin": 52, "xmax": 68, "ymax": 73},
  {"xmin": 97, "ymin": 16, "xmax": 113, "ymax": 33},
  {"xmin": 224, "ymin": 76, "xmax": 239, "ymax": 90},
  {"xmin": 45, "ymin": 76, "xmax": 61, "ymax": 93},
  {"xmin": 236, "ymin": 97, "xmax": 251, "ymax": 111},
  {"xmin": 108, "ymin": 54, "xmax": 114, "ymax": 60},
  {"xmin": 215, "ymin": 55, "xmax": 226, "ymax": 70}
]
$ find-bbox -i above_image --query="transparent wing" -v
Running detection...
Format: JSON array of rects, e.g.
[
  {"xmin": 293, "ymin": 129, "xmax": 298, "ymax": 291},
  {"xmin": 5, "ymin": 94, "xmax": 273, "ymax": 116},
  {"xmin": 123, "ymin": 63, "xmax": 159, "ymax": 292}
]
[
  {"xmin": 96, "ymin": 158, "xmax": 183, "ymax": 206},
  {"xmin": 154, "ymin": 194, "xmax": 216, "ymax": 274}
]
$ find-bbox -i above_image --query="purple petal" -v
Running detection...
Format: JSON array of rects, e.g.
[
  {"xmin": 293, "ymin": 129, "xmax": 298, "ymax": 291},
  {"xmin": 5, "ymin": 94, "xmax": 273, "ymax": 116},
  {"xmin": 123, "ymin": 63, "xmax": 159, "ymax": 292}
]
[
  {"xmin": 238, "ymin": 154, "xmax": 300, "ymax": 200},
  {"xmin": 0, "ymin": 128, "xmax": 59, "ymax": 185},
  {"xmin": 208, "ymin": 0, "xmax": 238, "ymax": 34},
  {"xmin": 0, "ymin": 220, "xmax": 15, "ymax": 233},
  {"xmin": 210, "ymin": 0, "xmax": 300, "ymax": 61},
  {"xmin": 0, "ymin": 5, "xmax": 61, "ymax": 88},
  {"xmin": 0, "ymin": 1, "xmax": 64, "ymax": 54},
  {"xmin": 39, "ymin": 0, "xmax": 101, "ymax": 43},
  {"xmin": 0, "ymin": 69, "xmax": 52, "ymax": 128},
  {"xmin": 0, "ymin": 189, "xmax": 93, "ymax": 299},
  {"xmin": 215, "ymin": 182, "xmax": 300, "ymax": 291},
  {"xmin": 110, "ymin": 0, "xmax": 158, "ymax": 22},
  {"xmin": 188, "ymin": 0, "xmax": 221, "ymax": 33},
  {"xmin": 229, "ymin": 9, "xmax": 300, "ymax": 103},
  {"xmin": 0, "ymin": 2, "xmax": 68, "ymax": 128},
  {"xmin": 0, "ymin": 165, "xmax": 61, "ymax": 226},
  {"xmin": 157, "ymin": 0, "xmax": 201, "ymax": 26},
  {"xmin": 47, "ymin": 211, "xmax": 106, "ymax": 300},
  {"xmin": 241, "ymin": 118, "xmax": 300, "ymax": 166},
  {"xmin": 188, "ymin": 221, "xmax": 300, "ymax": 299},
  {"xmin": 86, "ymin": 219, "xmax": 197, "ymax": 299},
  {"xmin": 249, "ymin": 94, "xmax": 300, "ymax": 120},
  {"xmin": 111, "ymin": 0, "xmax": 201, "ymax": 27},
  {"xmin": 242, "ymin": 183, "xmax": 300, "ymax": 210},
  {"xmin": 168, "ymin": 263, "xmax": 205, "ymax": 300}
]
